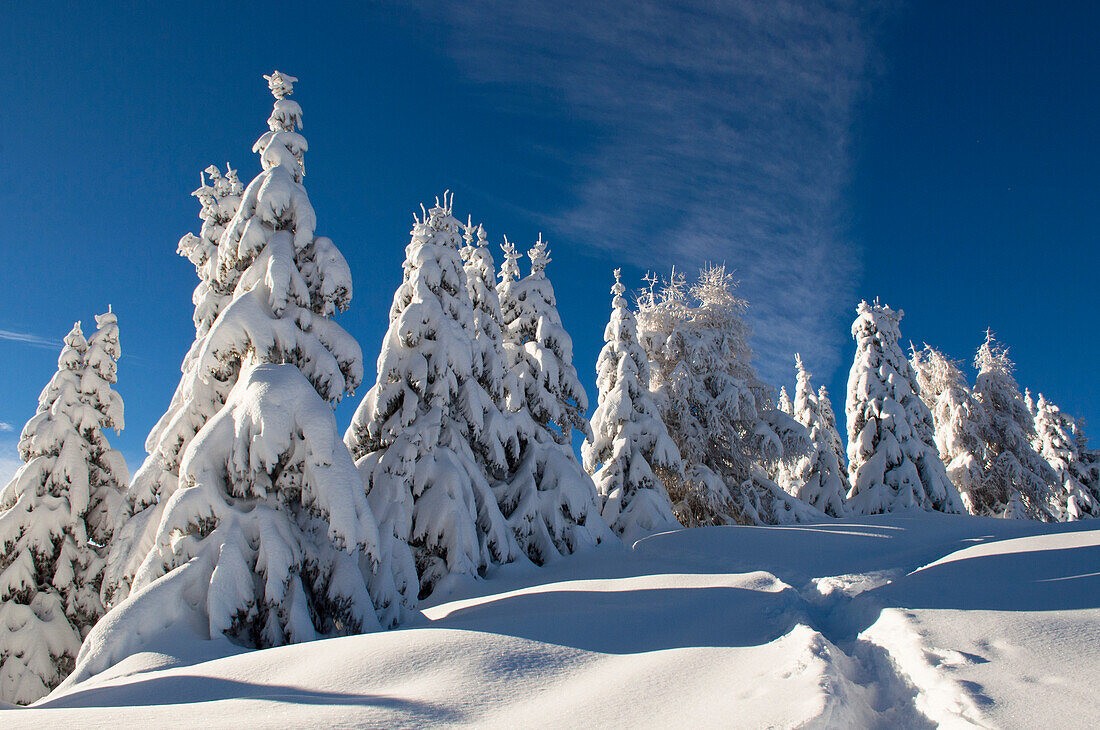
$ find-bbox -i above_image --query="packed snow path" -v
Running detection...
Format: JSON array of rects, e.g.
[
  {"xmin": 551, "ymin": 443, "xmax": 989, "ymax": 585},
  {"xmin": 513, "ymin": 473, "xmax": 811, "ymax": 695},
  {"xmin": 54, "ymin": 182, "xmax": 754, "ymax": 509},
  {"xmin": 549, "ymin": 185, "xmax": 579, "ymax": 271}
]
[{"xmin": 5, "ymin": 514, "xmax": 1099, "ymax": 728}]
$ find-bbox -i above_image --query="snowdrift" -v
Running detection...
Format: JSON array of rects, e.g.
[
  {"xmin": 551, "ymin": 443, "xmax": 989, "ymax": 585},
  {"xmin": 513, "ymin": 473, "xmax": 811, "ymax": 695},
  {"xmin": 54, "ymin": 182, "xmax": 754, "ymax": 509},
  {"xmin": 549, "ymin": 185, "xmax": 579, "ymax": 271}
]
[{"xmin": 6, "ymin": 512, "xmax": 1100, "ymax": 728}]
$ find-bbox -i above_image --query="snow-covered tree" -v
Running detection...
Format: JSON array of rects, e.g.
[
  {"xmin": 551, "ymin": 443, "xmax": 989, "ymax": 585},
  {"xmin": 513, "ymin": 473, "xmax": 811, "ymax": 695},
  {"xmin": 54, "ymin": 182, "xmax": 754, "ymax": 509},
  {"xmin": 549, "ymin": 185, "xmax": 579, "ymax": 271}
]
[
  {"xmin": 1032, "ymin": 394, "xmax": 1100, "ymax": 520},
  {"xmin": 460, "ymin": 221, "xmax": 521, "ymax": 481},
  {"xmin": 582, "ymin": 269, "xmax": 681, "ymax": 542},
  {"xmin": 910, "ymin": 344, "xmax": 988, "ymax": 514},
  {"xmin": 500, "ymin": 235, "xmax": 591, "ymax": 445},
  {"xmin": 0, "ymin": 324, "xmax": 88, "ymax": 703},
  {"xmin": 845, "ymin": 301, "xmax": 962, "ymax": 515},
  {"xmin": 87, "ymin": 72, "xmax": 397, "ymax": 668},
  {"xmin": 786, "ymin": 355, "xmax": 849, "ymax": 518},
  {"xmin": 817, "ymin": 386, "xmax": 847, "ymax": 472},
  {"xmin": 142, "ymin": 365, "xmax": 384, "ymax": 637},
  {"xmin": 637, "ymin": 266, "xmax": 819, "ymax": 526},
  {"xmin": 178, "ymin": 164, "xmax": 244, "ymax": 338},
  {"xmin": 494, "ymin": 235, "xmax": 610, "ymax": 562},
  {"xmin": 777, "ymin": 387, "xmax": 793, "ymax": 417},
  {"xmin": 107, "ymin": 165, "xmax": 244, "ymax": 603},
  {"xmin": 971, "ymin": 331, "xmax": 1058, "ymax": 520},
  {"xmin": 0, "ymin": 313, "xmax": 127, "ymax": 705},
  {"xmin": 73, "ymin": 310, "xmax": 129, "ymax": 558},
  {"xmin": 1074, "ymin": 428, "xmax": 1100, "ymax": 511},
  {"xmin": 346, "ymin": 194, "xmax": 516, "ymax": 601}
]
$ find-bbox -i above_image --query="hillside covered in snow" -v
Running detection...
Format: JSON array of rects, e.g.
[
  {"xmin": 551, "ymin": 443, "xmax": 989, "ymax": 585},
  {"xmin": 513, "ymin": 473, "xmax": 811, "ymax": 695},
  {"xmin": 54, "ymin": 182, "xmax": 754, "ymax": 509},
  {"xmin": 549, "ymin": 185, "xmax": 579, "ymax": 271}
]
[{"xmin": 6, "ymin": 512, "xmax": 1099, "ymax": 728}]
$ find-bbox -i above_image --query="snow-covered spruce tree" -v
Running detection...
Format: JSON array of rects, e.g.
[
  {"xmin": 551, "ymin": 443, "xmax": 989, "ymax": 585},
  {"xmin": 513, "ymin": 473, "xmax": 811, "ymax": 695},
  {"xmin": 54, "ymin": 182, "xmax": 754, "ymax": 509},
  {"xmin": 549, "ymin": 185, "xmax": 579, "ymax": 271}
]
[
  {"xmin": 345, "ymin": 195, "xmax": 516, "ymax": 601},
  {"xmin": 771, "ymin": 380, "xmax": 804, "ymax": 499},
  {"xmin": 777, "ymin": 386, "xmax": 793, "ymax": 417},
  {"xmin": 971, "ymin": 331, "xmax": 1058, "ymax": 520},
  {"xmin": 1033, "ymin": 394, "xmax": 1100, "ymax": 520},
  {"xmin": 817, "ymin": 386, "xmax": 847, "ymax": 473},
  {"xmin": 106, "ymin": 165, "xmax": 245, "ymax": 603},
  {"xmin": 637, "ymin": 266, "xmax": 819, "ymax": 526},
  {"xmin": 80, "ymin": 73, "xmax": 397, "ymax": 674},
  {"xmin": 1073, "ymin": 427, "xmax": 1100, "ymax": 511},
  {"xmin": 501, "ymin": 235, "xmax": 592, "ymax": 445},
  {"xmin": 909, "ymin": 344, "xmax": 989, "ymax": 515},
  {"xmin": 0, "ymin": 324, "xmax": 88, "ymax": 703},
  {"xmin": 773, "ymin": 380, "xmax": 804, "ymax": 498},
  {"xmin": 0, "ymin": 316, "xmax": 127, "ymax": 705},
  {"xmin": 494, "ymin": 235, "xmax": 611, "ymax": 562},
  {"xmin": 460, "ymin": 221, "xmax": 521, "ymax": 481},
  {"xmin": 179, "ymin": 163, "xmax": 244, "ymax": 338},
  {"xmin": 582, "ymin": 269, "xmax": 681, "ymax": 542},
  {"xmin": 635, "ymin": 269, "xmax": 729, "ymax": 525},
  {"xmin": 786, "ymin": 355, "xmax": 849, "ymax": 518},
  {"xmin": 79, "ymin": 310, "xmax": 129, "ymax": 565},
  {"xmin": 845, "ymin": 301, "xmax": 963, "ymax": 515}
]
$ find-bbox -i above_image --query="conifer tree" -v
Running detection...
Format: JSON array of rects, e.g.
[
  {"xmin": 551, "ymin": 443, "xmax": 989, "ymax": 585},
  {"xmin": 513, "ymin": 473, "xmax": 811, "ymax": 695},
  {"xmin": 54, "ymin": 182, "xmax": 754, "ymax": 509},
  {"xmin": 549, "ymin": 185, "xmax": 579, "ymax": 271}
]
[
  {"xmin": 583, "ymin": 270, "xmax": 681, "ymax": 542},
  {"xmin": 79, "ymin": 310, "xmax": 129, "ymax": 572},
  {"xmin": 1074, "ymin": 429, "xmax": 1100, "ymax": 510},
  {"xmin": 460, "ymin": 222, "xmax": 521, "ymax": 481},
  {"xmin": 845, "ymin": 301, "xmax": 962, "ymax": 515},
  {"xmin": 787, "ymin": 355, "xmax": 849, "ymax": 517},
  {"xmin": 107, "ymin": 165, "xmax": 244, "ymax": 603},
  {"xmin": 0, "ymin": 324, "xmax": 88, "ymax": 703},
  {"xmin": 501, "ymin": 235, "xmax": 591, "ymax": 445},
  {"xmin": 496, "ymin": 236, "xmax": 524, "ymax": 353},
  {"xmin": 0, "ymin": 314, "xmax": 127, "ymax": 704},
  {"xmin": 817, "ymin": 385, "xmax": 847, "ymax": 474},
  {"xmin": 971, "ymin": 331, "xmax": 1058, "ymax": 519},
  {"xmin": 495, "ymin": 236, "xmax": 610, "ymax": 562},
  {"xmin": 777, "ymin": 387, "xmax": 793, "ymax": 417},
  {"xmin": 1032, "ymin": 394, "xmax": 1100, "ymax": 520},
  {"xmin": 345, "ymin": 195, "xmax": 516, "ymax": 600},
  {"xmin": 910, "ymin": 344, "xmax": 988, "ymax": 514},
  {"xmin": 81, "ymin": 74, "xmax": 395, "ymax": 680},
  {"xmin": 178, "ymin": 163, "xmax": 244, "ymax": 338},
  {"xmin": 637, "ymin": 267, "xmax": 819, "ymax": 526}
]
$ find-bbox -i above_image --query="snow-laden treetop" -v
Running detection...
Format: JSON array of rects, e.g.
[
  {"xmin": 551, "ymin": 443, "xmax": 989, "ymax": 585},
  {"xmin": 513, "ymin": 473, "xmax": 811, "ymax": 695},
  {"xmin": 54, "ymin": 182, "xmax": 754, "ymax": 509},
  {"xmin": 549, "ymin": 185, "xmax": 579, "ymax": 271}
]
[
  {"xmin": 528, "ymin": 234, "xmax": 550, "ymax": 278},
  {"xmin": 852, "ymin": 298, "xmax": 903, "ymax": 348},
  {"xmin": 264, "ymin": 70, "xmax": 298, "ymax": 99},
  {"xmin": 256, "ymin": 69, "xmax": 306, "ymax": 182}
]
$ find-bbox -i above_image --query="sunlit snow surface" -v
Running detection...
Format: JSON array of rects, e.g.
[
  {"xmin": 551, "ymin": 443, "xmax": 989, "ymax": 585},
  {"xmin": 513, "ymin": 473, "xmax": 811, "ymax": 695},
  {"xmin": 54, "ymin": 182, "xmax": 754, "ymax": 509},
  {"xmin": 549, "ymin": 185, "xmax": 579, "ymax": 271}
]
[{"xmin": 6, "ymin": 513, "xmax": 1099, "ymax": 728}]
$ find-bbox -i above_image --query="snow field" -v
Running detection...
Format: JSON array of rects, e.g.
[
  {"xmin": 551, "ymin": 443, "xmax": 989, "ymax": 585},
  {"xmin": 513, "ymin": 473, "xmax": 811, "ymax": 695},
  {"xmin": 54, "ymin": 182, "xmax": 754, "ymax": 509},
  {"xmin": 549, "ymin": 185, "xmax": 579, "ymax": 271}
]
[{"xmin": 6, "ymin": 512, "xmax": 1096, "ymax": 727}]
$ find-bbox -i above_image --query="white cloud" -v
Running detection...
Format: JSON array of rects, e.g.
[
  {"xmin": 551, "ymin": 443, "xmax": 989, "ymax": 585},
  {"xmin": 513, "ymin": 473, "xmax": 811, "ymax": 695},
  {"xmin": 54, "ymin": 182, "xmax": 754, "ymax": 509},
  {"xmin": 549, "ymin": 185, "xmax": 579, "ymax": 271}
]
[
  {"xmin": 0, "ymin": 327, "xmax": 58, "ymax": 349},
  {"xmin": 0, "ymin": 422, "xmax": 12, "ymax": 432},
  {"xmin": 420, "ymin": 0, "xmax": 876, "ymax": 383}
]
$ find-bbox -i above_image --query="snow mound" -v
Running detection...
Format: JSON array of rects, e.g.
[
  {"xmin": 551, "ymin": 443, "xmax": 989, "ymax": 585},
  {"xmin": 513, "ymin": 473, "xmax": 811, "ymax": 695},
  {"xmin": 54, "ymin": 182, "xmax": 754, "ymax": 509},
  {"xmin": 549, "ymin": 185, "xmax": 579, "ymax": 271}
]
[{"xmin": 6, "ymin": 514, "xmax": 1099, "ymax": 728}]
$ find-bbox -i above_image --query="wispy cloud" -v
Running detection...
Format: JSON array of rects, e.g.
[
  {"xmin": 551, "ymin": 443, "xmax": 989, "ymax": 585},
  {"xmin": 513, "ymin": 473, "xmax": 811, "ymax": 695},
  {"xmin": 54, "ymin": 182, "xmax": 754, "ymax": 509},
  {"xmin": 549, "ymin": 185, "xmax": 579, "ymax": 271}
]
[
  {"xmin": 0, "ymin": 422, "xmax": 13, "ymax": 432},
  {"xmin": 419, "ymin": 0, "xmax": 877, "ymax": 383},
  {"xmin": 0, "ymin": 328, "xmax": 58, "ymax": 350}
]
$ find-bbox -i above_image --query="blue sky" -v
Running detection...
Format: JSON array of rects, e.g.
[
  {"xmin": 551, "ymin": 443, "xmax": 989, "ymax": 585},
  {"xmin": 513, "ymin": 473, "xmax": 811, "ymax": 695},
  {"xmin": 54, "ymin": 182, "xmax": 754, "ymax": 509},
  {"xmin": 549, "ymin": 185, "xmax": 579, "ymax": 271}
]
[{"xmin": 1, "ymin": 1, "xmax": 1097, "ymax": 481}]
